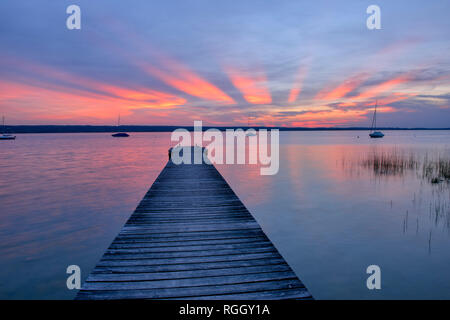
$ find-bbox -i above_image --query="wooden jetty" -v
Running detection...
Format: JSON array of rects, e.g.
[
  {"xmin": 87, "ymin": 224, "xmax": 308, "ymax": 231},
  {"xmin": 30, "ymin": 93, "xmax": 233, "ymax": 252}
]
[{"xmin": 76, "ymin": 147, "xmax": 312, "ymax": 300}]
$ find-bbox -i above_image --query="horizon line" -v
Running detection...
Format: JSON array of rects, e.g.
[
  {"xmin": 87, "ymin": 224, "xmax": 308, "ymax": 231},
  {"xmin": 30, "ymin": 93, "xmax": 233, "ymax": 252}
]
[{"xmin": 4, "ymin": 124, "xmax": 450, "ymax": 134}]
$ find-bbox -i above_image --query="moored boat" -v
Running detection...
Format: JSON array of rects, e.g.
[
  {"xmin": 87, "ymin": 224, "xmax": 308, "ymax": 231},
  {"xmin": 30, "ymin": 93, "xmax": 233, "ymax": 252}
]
[
  {"xmin": 0, "ymin": 116, "xmax": 16, "ymax": 140},
  {"xmin": 112, "ymin": 132, "xmax": 129, "ymax": 137},
  {"xmin": 112, "ymin": 114, "xmax": 130, "ymax": 138},
  {"xmin": 369, "ymin": 100, "xmax": 384, "ymax": 139}
]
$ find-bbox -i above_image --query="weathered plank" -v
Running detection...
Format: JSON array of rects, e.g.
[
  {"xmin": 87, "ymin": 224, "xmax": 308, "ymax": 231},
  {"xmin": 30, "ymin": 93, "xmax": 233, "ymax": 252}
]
[
  {"xmin": 91, "ymin": 257, "xmax": 287, "ymax": 274},
  {"xmin": 76, "ymin": 279, "xmax": 305, "ymax": 300},
  {"xmin": 105, "ymin": 241, "xmax": 273, "ymax": 253},
  {"xmin": 95, "ymin": 251, "xmax": 282, "ymax": 267},
  {"xmin": 88, "ymin": 264, "xmax": 292, "ymax": 282},
  {"xmin": 76, "ymin": 147, "xmax": 312, "ymax": 300},
  {"xmin": 172, "ymin": 287, "xmax": 312, "ymax": 300},
  {"xmin": 81, "ymin": 271, "xmax": 298, "ymax": 290},
  {"xmin": 108, "ymin": 237, "xmax": 270, "ymax": 248}
]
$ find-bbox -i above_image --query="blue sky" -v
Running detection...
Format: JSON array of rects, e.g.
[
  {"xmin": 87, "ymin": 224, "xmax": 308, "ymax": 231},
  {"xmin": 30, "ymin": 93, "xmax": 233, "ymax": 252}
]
[{"xmin": 0, "ymin": 1, "xmax": 449, "ymax": 127}]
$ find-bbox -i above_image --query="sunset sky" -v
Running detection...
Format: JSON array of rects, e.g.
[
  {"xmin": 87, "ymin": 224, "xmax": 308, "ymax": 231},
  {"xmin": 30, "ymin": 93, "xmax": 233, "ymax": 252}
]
[{"xmin": 0, "ymin": 1, "xmax": 449, "ymax": 127}]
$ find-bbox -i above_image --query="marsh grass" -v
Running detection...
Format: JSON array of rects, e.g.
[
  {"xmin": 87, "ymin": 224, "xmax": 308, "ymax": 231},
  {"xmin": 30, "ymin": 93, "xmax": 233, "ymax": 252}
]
[
  {"xmin": 343, "ymin": 148, "xmax": 450, "ymax": 232},
  {"xmin": 423, "ymin": 157, "xmax": 450, "ymax": 183},
  {"xmin": 360, "ymin": 150, "xmax": 418, "ymax": 176},
  {"xmin": 359, "ymin": 149, "xmax": 450, "ymax": 184}
]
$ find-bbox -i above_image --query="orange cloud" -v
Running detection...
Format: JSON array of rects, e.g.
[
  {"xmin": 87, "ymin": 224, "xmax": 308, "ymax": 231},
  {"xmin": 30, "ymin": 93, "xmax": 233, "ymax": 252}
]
[
  {"xmin": 370, "ymin": 106, "xmax": 396, "ymax": 113},
  {"xmin": 298, "ymin": 109, "xmax": 367, "ymax": 121},
  {"xmin": 288, "ymin": 66, "xmax": 308, "ymax": 103},
  {"xmin": 95, "ymin": 84, "xmax": 186, "ymax": 108},
  {"xmin": 0, "ymin": 76, "xmax": 187, "ymax": 124},
  {"xmin": 364, "ymin": 92, "xmax": 417, "ymax": 106},
  {"xmin": 352, "ymin": 74, "xmax": 412, "ymax": 101},
  {"xmin": 224, "ymin": 67, "xmax": 272, "ymax": 104},
  {"xmin": 291, "ymin": 120, "xmax": 352, "ymax": 127},
  {"xmin": 0, "ymin": 80, "xmax": 125, "ymax": 120},
  {"xmin": 142, "ymin": 57, "xmax": 234, "ymax": 104},
  {"xmin": 316, "ymin": 73, "xmax": 369, "ymax": 100},
  {"xmin": 283, "ymin": 106, "xmax": 382, "ymax": 127},
  {"xmin": 1, "ymin": 56, "xmax": 187, "ymax": 112},
  {"xmin": 83, "ymin": 31, "xmax": 234, "ymax": 105}
]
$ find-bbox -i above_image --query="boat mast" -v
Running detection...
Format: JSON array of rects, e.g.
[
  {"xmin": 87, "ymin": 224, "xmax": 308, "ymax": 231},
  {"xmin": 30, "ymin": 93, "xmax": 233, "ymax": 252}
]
[
  {"xmin": 370, "ymin": 100, "xmax": 378, "ymax": 132},
  {"xmin": 374, "ymin": 100, "xmax": 377, "ymax": 130}
]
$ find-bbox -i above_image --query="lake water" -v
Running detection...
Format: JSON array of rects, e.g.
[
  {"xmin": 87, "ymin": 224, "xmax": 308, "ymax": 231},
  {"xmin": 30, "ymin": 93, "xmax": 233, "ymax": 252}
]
[{"xmin": 0, "ymin": 131, "xmax": 449, "ymax": 299}]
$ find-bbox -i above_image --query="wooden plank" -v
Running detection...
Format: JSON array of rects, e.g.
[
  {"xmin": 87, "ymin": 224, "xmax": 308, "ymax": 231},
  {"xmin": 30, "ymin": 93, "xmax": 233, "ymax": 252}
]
[
  {"xmin": 113, "ymin": 230, "xmax": 265, "ymax": 241},
  {"xmin": 96, "ymin": 251, "xmax": 282, "ymax": 267},
  {"xmin": 106, "ymin": 240, "xmax": 272, "ymax": 252},
  {"xmin": 101, "ymin": 246, "xmax": 277, "ymax": 260},
  {"xmin": 81, "ymin": 271, "xmax": 298, "ymax": 291},
  {"xmin": 171, "ymin": 288, "xmax": 312, "ymax": 300},
  {"xmin": 87, "ymin": 264, "xmax": 292, "ymax": 282},
  {"xmin": 77, "ymin": 279, "xmax": 305, "ymax": 300},
  {"xmin": 118, "ymin": 221, "xmax": 260, "ymax": 231},
  {"xmin": 76, "ymin": 147, "xmax": 312, "ymax": 300},
  {"xmin": 127, "ymin": 214, "xmax": 252, "ymax": 221},
  {"xmin": 111, "ymin": 235, "xmax": 267, "ymax": 245},
  {"xmin": 118, "ymin": 224, "xmax": 262, "ymax": 234},
  {"xmin": 92, "ymin": 257, "xmax": 287, "ymax": 274},
  {"xmin": 108, "ymin": 237, "xmax": 269, "ymax": 248}
]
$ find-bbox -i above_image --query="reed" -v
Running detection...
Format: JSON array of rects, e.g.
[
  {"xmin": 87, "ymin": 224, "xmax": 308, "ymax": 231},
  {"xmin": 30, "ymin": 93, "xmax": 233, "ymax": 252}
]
[
  {"xmin": 360, "ymin": 149, "xmax": 418, "ymax": 176},
  {"xmin": 422, "ymin": 155, "xmax": 450, "ymax": 183},
  {"xmin": 360, "ymin": 149, "xmax": 450, "ymax": 184}
]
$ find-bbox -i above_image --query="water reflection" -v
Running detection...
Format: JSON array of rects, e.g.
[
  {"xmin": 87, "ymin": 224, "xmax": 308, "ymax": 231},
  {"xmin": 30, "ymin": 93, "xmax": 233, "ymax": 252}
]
[
  {"xmin": 340, "ymin": 146, "xmax": 450, "ymax": 233},
  {"xmin": 220, "ymin": 131, "xmax": 450, "ymax": 299},
  {"xmin": 1, "ymin": 131, "xmax": 450, "ymax": 299},
  {"xmin": 0, "ymin": 133, "xmax": 172, "ymax": 299}
]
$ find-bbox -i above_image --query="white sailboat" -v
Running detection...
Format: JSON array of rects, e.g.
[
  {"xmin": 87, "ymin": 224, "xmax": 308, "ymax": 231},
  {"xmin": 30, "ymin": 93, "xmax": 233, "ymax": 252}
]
[
  {"xmin": 0, "ymin": 116, "xmax": 16, "ymax": 140},
  {"xmin": 369, "ymin": 101, "xmax": 384, "ymax": 138},
  {"xmin": 112, "ymin": 114, "xmax": 129, "ymax": 137},
  {"xmin": 246, "ymin": 117, "xmax": 256, "ymax": 136}
]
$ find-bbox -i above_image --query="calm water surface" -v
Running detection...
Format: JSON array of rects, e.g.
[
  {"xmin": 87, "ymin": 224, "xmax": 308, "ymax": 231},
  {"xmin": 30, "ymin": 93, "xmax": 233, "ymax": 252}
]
[{"xmin": 0, "ymin": 131, "xmax": 449, "ymax": 299}]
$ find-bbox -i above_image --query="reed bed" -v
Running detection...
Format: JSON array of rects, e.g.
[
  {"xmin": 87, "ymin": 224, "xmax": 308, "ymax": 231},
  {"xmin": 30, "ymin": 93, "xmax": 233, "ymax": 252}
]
[
  {"xmin": 348, "ymin": 148, "xmax": 450, "ymax": 231},
  {"xmin": 360, "ymin": 150, "xmax": 418, "ymax": 176},
  {"xmin": 359, "ymin": 149, "xmax": 450, "ymax": 184}
]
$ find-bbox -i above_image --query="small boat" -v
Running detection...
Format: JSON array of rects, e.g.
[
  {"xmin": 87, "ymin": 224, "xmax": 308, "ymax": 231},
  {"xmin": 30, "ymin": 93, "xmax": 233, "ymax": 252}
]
[
  {"xmin": 246, "ymin": 117, "xmax": 256, "ymax": 136},
  {"xmin": 112, "ymin": 114, "xmax": 129, "ymax": 138},
  {"xmin": 369, "ymin": 131, "xmax": 384, "ymax": 138},
  {"xmin": 112, "ymin": 132, "xmax": 129, "ymax": 138},
  {"xmin": 369, "ymin": 100, "xmax": 384, "ymax": 138},
  {"xmin": 0, "ymin": 134, "xmax": 16, "ymax": 140},
  {"xmin": 0, "ymin": 116, "xmax": 16, "ymax": 140}
]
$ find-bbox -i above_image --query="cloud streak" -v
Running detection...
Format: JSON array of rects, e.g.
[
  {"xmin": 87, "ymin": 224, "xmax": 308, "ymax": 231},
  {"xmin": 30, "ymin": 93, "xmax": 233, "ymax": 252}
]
[
  {"xmin": 288, "ymin": 65, "xmax": 308, "ymax": 103},
  {"xmin": 315, "ymin": 72, "xmax": 369, "ymax": 101},
  {"xmin": 224, "ymin": 66, "xmax": 272, "ymax": 104},
  {"xmin": 141, "ymin": 56, "xmax": 234, "ymax": 104}
]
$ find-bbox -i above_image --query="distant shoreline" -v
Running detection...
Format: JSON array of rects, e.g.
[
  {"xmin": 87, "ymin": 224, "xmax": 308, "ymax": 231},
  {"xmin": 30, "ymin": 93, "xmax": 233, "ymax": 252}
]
[{"xmin": 4, "ymin": 125, "xmax": 450, "ymax": 134}]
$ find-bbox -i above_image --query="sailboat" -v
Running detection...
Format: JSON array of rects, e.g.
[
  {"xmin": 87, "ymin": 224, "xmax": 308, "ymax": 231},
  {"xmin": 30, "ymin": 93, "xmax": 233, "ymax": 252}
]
[
  {"xmin": 0, "ymin": 116, "xmax": 16, "ymax": 140},
  {"xmin": 112, "ymin": 114, "xmax": 129, "ymax": 138},
  {"xmin": 246, "ymin": 117, "xmax": 256, "ymax": 136},
  {"xmin": 369, "ymin": 100, "xmax": 384, "ymax": 138}
]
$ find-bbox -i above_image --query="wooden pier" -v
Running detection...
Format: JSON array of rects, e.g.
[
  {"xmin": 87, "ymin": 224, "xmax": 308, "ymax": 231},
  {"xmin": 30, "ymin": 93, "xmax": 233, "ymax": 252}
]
[{"xmin": 76, "ymin": 147, "xmax": 312, "ymax": 300}]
